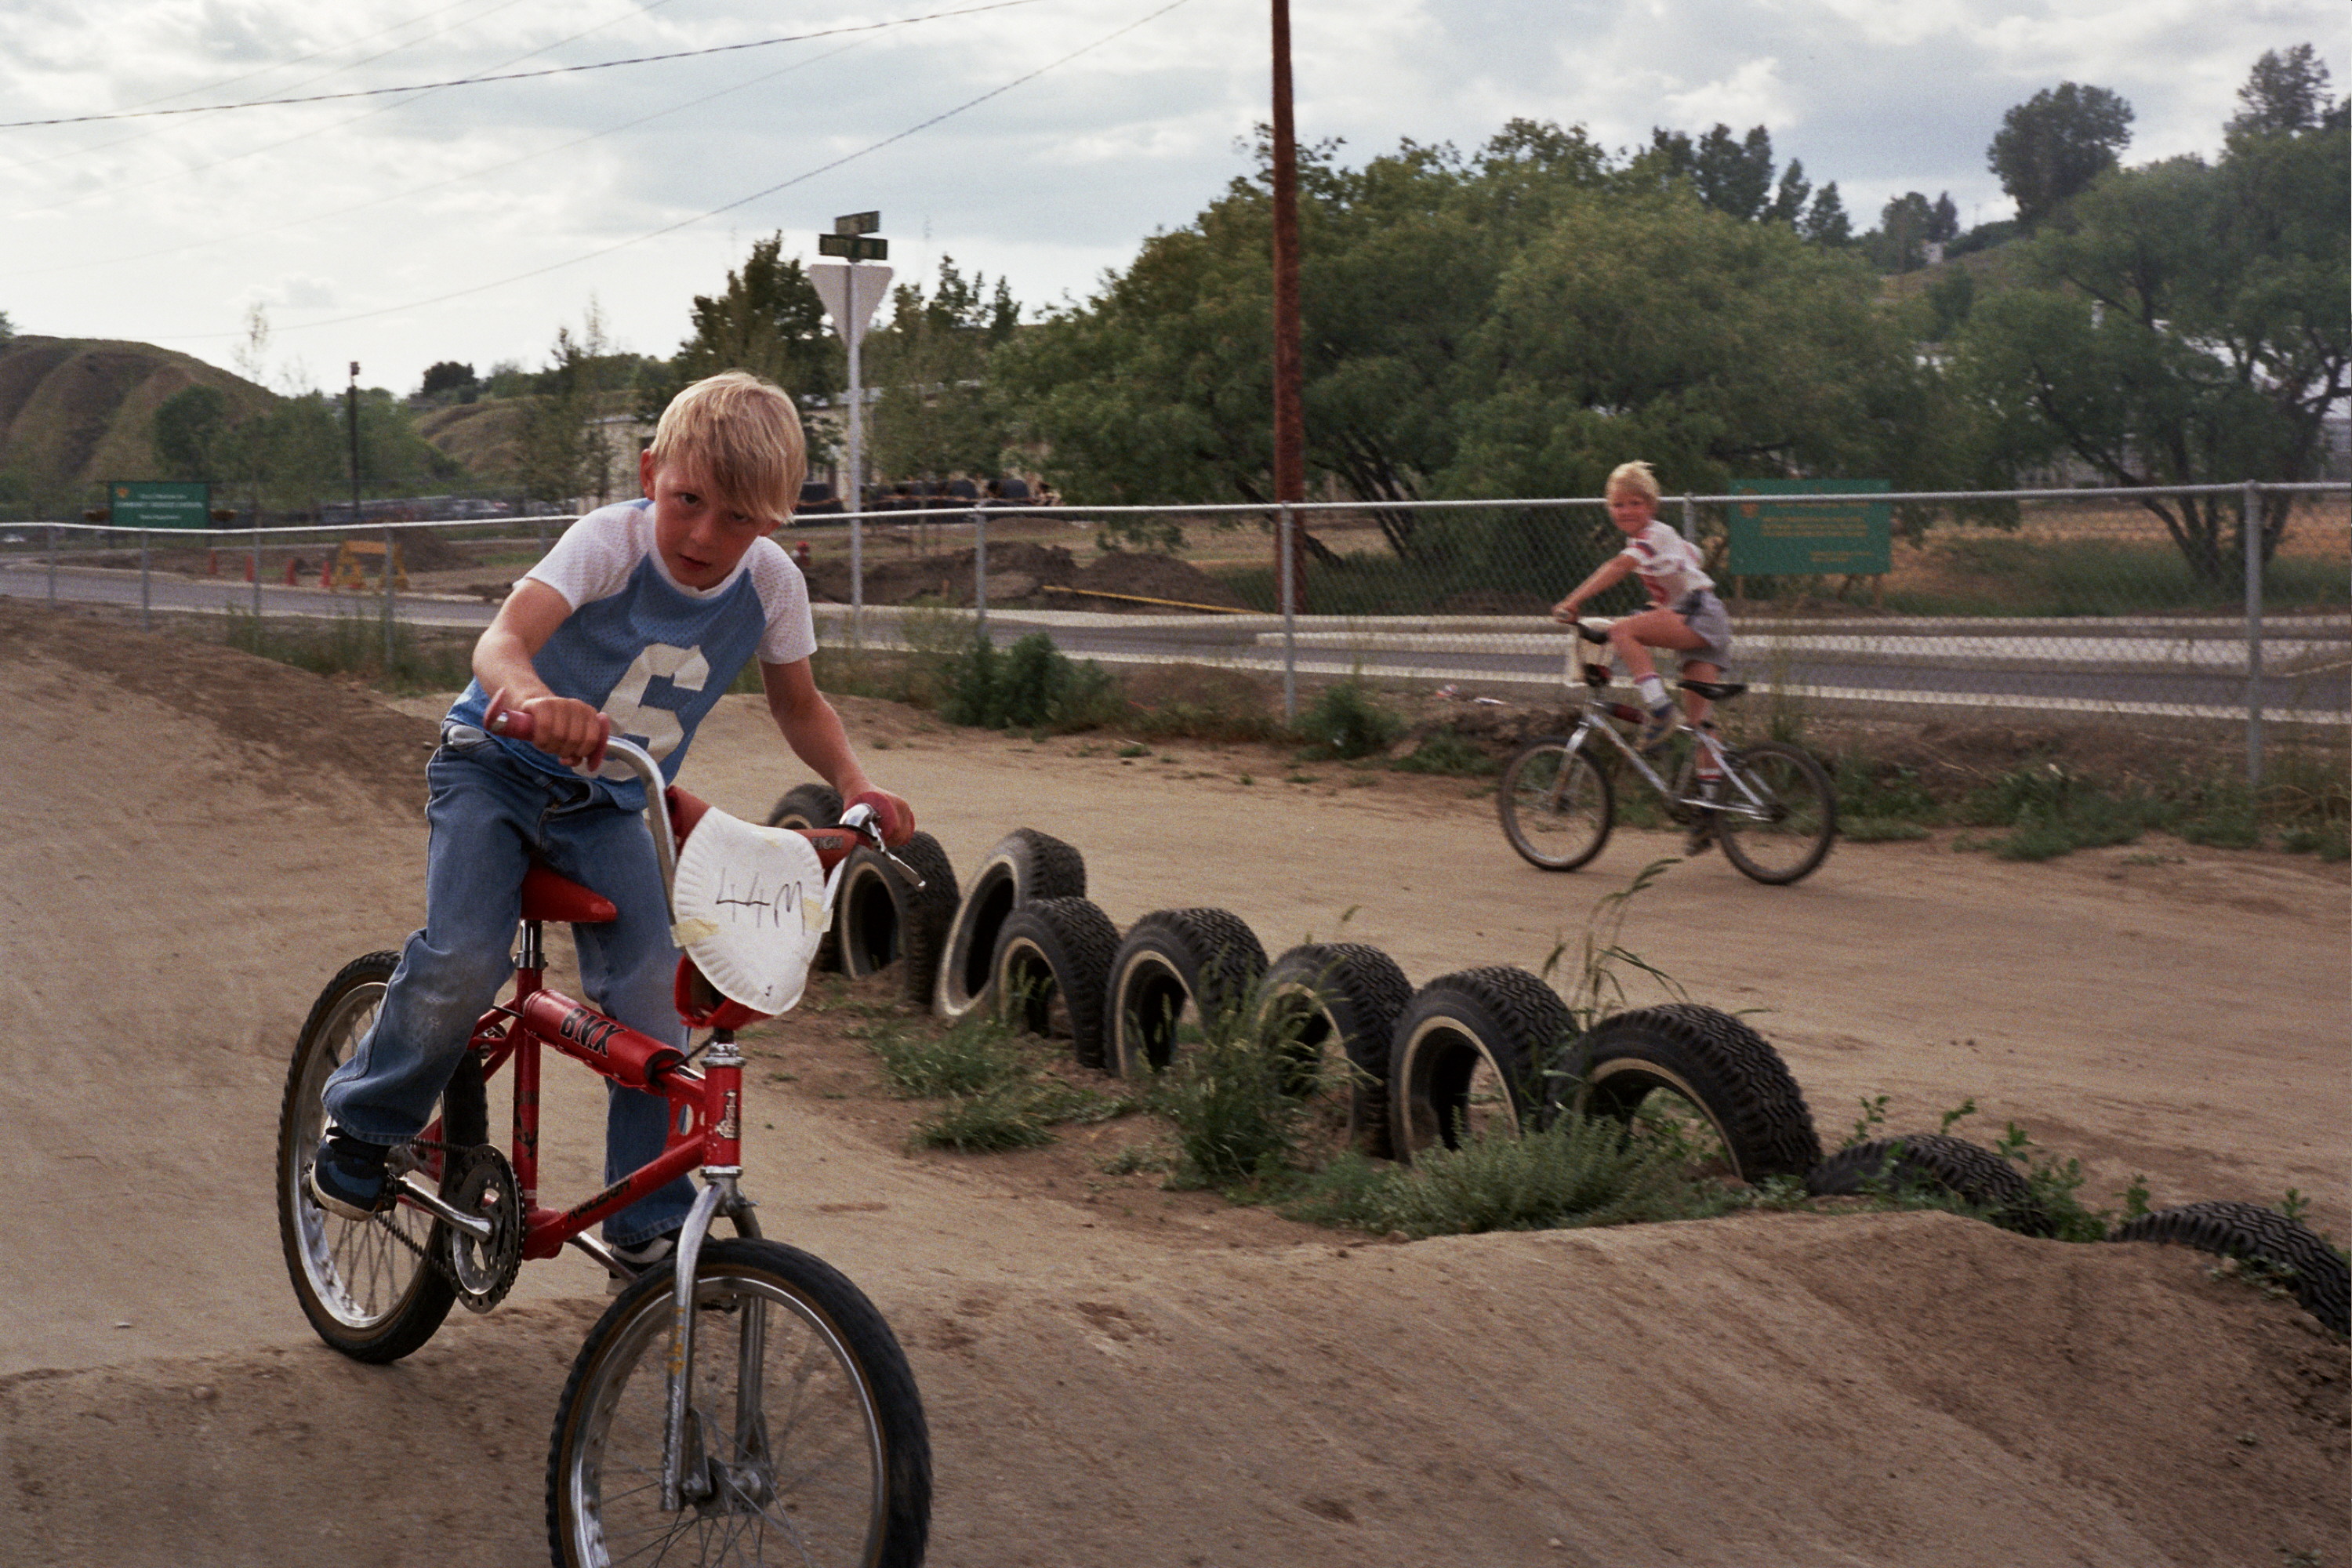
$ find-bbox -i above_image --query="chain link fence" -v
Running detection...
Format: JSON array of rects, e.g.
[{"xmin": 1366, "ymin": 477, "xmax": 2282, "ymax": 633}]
[{"xmin": 5, "ymin": 481, "xmax": 2344, "ymax": 781}]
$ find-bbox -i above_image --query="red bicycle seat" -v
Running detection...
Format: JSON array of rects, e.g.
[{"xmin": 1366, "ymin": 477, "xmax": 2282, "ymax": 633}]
[{"xmin": 521, "ymin": 863, "xmax": 618, "ymax": 924}]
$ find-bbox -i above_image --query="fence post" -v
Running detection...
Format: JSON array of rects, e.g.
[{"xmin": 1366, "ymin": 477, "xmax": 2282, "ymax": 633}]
[
  {"xmin": 1279, "ymin": 502, "xmax": 1297, "ymax": 724},
  {"xmin": 140, "ymin": 529, "xmax": 151, "ymax": 631},
  {"xmin": 46, "ymin": 524, "xmax": 56, "ymax": 606},
  {"xmin": 2243, "ymin": 478, "xmax": 2263, "ymax": 786},
  {"xmin": 972, "ymin": 508, "xmax": 987, "ymax": 635},
  {"xmin": 382, "ymin": 522, "xmax": 396, "ymax": 671},
  {"xmin": 1679, "ymin": 493, "xmax": 1697, "ymax": 546},
  {"xmin": 252, "ymin": 520, "xmax": 263, "ymax": 619},
  {"xmin": 851, "ymin": 510, "xmax": 865, "ymax": 650}
]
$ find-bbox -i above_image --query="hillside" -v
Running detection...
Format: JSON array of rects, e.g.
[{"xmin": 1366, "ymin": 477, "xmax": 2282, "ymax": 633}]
[
  {"xmin": 0, "ymin": 335, "xmax": 271, "ymax": 505},
  {"xmin": 413, "ymin": 397, "xmax": 528, "ymax": 485}
]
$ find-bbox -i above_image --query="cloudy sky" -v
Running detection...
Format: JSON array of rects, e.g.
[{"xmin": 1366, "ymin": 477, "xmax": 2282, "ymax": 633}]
[{"xmin": 2, "ymin": 0, "xmax": 2341, "ymax": 396}]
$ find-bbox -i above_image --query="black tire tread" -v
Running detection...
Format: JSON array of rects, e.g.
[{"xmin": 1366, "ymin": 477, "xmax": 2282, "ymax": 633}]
[
  {"xmin": 889, "ymin": 830, "xmax": 960, "ymax": 1008},
  {"xmin": 996, "ymin": 896, "xmax": 1121, "ymax": 1069},
  {"xmin": 1715, "ymin": 741, "xmax": 1838, "ymax": 885},
  {"xmin": 933, "ymin": 828, "xmax": 1087, "ymax": 1019},
  {"xmin": 2113, "ymin": 1200, "xmax": 2350, "ymax": 1335},
  {"xmin": 1127, "ymin": 906, "xmax": 1268, "ymax": 1018},
  {"xmin": 1389, "ymin": 965, "xmax": 1577, "ymax": 1158},
  {"xmin": 1263, "ymin": 942, "xmax": 1414, "ymax": 1158},
  {"xmin": 1572, "ymin": 1003, "xmax": 1821, "ymax": 1181},
  {"xmin": 546, "ymin": 1236, "xmax": 932, "ymax": 1567},
  {"xmin": 1497, "ymin": 739, "xmax": 1613, "ymax": 873},
  {"xmin": 1808, "ymin": 1133, "xmax": 2053, "ymax": 1236},
  {"xmin": 767, "ymin": 782, "xmax": 844, "ymax": 829},
  {"xmin": 277, "ymin": 951, "xmax": 487, "ymax": 1363}
]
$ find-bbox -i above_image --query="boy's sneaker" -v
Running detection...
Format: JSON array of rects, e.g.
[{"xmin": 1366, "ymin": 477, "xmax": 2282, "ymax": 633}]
[
  {"xmin": 1686, "ymin": 776, "xmax": 1722, "ymax": 856},
  {"xmin": 606, "ymin": 1228, "xmax": 683, "ymax": 1294},
  {"xmin": 1635, "ymin": 702, "xmax": 1679, "ymax": 753},
  {"xmin": 310, "ymin": 1132, "xmax": 392, "ymax": 1221}
]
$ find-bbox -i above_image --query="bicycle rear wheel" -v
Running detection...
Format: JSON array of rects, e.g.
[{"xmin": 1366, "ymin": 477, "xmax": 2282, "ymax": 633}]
[
  {"xmin": 276, "ymin": 951, "xmax": 488, "ymax": 1363},
  {"xmin": 1497, "ymin": 739, "xmax": 1613, "ymax": 872},
  {"xmin": 1715, "ymin": 742, "xmax": 1837, "ymax": 885},
  {"xmin": 549, "ymin": 1238, "xmax": 931, "ymax": 1568}
]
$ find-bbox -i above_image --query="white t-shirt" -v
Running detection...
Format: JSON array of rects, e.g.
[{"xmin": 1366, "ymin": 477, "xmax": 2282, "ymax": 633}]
[
  {"xmin": 522, "ymin": 500, "xmax": 815, "ymax": 666},
  {"xmin": 1619, "ymin": 521, "xmax": 1715, "ymax": 607}
]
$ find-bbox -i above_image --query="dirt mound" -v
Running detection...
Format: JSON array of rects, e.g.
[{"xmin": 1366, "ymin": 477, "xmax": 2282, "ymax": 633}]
[
  {"xmin": 803, "ymin": 539, "xmax": 1080, "ymax": 606},
  {"xmin": 0, "ymin": 600, "xmax": 437, "ymax": 817},
  {"xmin": 0, "ymin": 598, "xmax": 2343, "ymax": 1565},
  {"xmin": 0, "ymin": 334, "xmax": 273, "ymax": 499},
  {"xmin": 1069, "ymin": 549, "xmax": 1251, "ymax": 612}
]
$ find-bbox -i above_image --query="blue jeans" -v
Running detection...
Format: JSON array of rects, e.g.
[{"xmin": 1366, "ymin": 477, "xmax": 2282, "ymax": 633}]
[{"xmin": 321, "ymin": 735, "xmax": 695, "ymax": 1246}]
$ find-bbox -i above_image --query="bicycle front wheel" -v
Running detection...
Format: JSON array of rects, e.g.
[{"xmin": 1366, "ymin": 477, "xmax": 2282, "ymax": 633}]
[
  {"xmin": 548, "ymin": 1238, "xmax": 931, "ymax": 1568},
  {"xmin": 1497, "ymin": 739, "xmax": 1613, "ymax": 872},
  {"xmin": 1715, "ymin": 742, "xmax": 1837, "ymax": 885}
]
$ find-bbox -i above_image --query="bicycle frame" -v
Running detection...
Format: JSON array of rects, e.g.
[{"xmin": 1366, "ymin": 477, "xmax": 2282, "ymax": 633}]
[{"xmin": 1552, "ymin": 645, "xmax": 1778, "ymax": 825}]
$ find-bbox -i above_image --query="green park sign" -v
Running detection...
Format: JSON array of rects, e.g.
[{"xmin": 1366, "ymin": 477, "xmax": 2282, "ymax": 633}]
[
  {"xmin": 107, "ymin": 480, "xmax": 212, "ymax": 530},
  {"xmin": 1725, "ymin": 479, "xmax": 1891, "ymax": 575}
]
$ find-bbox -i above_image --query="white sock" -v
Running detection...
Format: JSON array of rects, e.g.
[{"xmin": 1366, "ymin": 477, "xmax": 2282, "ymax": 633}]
[{"xmin": 1635, "ymin": 673, "xmax": 1669, "ymax": 710}]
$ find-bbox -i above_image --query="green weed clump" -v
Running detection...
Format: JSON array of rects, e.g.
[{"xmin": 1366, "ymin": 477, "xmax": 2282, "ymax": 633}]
[
  {"xmin": 1149, "ymin": 996, "xmax": 1319, "ymax": 1189},
  {"xmin": 1285, "ymin": 1118, "xmax": 1719, "ymax": 1237},
  {"xmin": 1294, "ymin": 681, "xmax": 1404, "ymax": 760},
  {"xmin": 864, "ymin": 1012, "xmax": 1129, "ymax": 1152},
  {"xmin": 222, "ymin": 608, "xmax": 471, "ymax": 693},
  {"xmin": 1958, "ymin": 761, "xmax": 2161, "ymax": 860},
  {"xmin": 1388, "ymin": 728, "xmax": 1500, "ymax": 776},
  {"xmin": 938, "ymin": 630, "xmax": 1122, "ymax": 732}
]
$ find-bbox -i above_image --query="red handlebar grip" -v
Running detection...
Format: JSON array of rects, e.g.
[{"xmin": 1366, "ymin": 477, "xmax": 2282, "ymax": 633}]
[{"xmin": 485, "ymin": 689, "xmax": 610, "ymax": 771}]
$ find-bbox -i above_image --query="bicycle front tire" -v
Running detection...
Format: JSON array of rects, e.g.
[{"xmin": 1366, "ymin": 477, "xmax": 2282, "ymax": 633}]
[
  {"xmin": 548, "ymin": 1237, "xmax": 931, "ymax": 1568},
  {"xmin": 1497, "ymin": 739, "xmax": 1613, "ymax": 872},
  {"xmin": 1715, "ymin": 741, "xmax": 1837, "ymax": 885}
]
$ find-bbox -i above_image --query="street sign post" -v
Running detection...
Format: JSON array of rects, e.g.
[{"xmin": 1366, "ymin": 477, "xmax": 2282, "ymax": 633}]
[
  {"xmin": 1725, "ymin": 479, "xmax": 1892, "ymax": 579},
  {"xmin": 811, "ymin": 218, "xmax": 893, "ymax": 645},
  {"xmin": 107, "ymin": 481, "xmax": 210, "ymax": 530}
]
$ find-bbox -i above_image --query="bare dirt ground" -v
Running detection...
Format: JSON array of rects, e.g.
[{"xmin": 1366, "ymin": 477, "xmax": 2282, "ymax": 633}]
[{"xmin": 0, "ymin": 599, "xmax": 2344, "ymax": 1567}]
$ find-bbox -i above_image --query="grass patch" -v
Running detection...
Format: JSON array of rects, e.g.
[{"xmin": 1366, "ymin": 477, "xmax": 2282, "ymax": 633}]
[
  {"xmin": 1293, "ymin": 679, "xmax": 1406, "ymax": 761},
  {"xmin": 221, "ymin": 608, "xmax": 472, "ymax": 694},
  {"xmin": 1388, "ymin": 727, "xmax": 1500, "ymax": 776},
  {"xmin": 864, "ymin": 1011, "xmax": 1132, "ymax": 1152}
]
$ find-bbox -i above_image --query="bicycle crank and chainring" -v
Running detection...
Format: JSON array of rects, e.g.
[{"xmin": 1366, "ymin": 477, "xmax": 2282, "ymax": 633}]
[{"xmin": 435, "ymin": 1144, "xmax": 524, "ymax": 1313}]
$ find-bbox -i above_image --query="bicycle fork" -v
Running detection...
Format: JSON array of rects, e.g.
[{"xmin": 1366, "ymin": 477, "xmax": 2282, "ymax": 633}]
[{"xmin": 662, "ymin": 1030, "xmax": 761, "ymax": 1514}]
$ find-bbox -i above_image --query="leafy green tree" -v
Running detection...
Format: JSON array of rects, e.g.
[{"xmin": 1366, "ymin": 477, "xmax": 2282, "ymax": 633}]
[
  {"xmin": 519, "ymin": 306, "xmax": 642, "ymax": 510},
  {"xmin": 1987, "ymin": 82, "xmax": 2134, "ymax": 227},
  {"xmin": 869, "ymin": 256, "xmax": 1019, "ymax": 485},
  {"xmin": 2230, "ymin": 44, "xmax": 2338, "ymax": 137},
  {"xmin": 154, "ymin": 385, "xmax": 232, "ymax": 480},
  {"xmin": 647, "ymin": 234, "xmax": 840, "ymax": 423},
  {"xmin": 1955, "ymin": 65, "xmax": 2348, "ymax": 580},
  {"xmin": 418, "ymin": 360, "xmax": 477, "ymax": 401},
  {"xmin": 1799, "ymin": 181, "xmax": 1851, "ymax": 245}
]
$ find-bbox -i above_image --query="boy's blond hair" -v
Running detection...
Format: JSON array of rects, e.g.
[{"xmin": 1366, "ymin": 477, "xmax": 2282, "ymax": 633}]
[
  {"xmin": 1606, "ymin": 460, "xmax": 1660, "ymax": 503},
  {"xmin": 647, "ymin": 372, "xmax": 806, "ymax": 523}
]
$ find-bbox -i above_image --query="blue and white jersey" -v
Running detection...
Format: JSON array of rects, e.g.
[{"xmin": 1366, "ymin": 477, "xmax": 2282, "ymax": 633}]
[{"xmin": 446, "ymin": 499, "xmax": 816, "ymax": 802}]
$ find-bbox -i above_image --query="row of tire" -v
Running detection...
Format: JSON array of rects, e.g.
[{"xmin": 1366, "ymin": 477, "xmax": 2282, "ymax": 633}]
[{"xmin": 772, "ymin": 786, "xmax": 2349, "ymax": 1338}]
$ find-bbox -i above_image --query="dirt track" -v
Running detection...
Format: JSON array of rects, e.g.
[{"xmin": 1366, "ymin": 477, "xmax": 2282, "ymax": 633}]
[{"xmin": 0, "ymin": 601, "xmax": 2343, "ymax": 1566}]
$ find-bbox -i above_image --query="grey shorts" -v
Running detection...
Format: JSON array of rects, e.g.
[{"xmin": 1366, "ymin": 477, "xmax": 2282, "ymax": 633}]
[{"xmin": 1671, "ymin": 590, "xmax": 1733, "ymax": 672}]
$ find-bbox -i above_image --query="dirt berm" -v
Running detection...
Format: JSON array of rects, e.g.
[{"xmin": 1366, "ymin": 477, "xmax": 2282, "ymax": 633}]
[{"xmin": 0, "ymin": 601, "xmax": 2342, "ymax": 1566}]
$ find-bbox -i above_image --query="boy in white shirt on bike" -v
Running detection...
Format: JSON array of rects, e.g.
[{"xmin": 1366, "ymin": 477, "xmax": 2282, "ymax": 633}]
[{"xmin": 314, "ymin": 371, "xmax": 912, "ymax": 1273}]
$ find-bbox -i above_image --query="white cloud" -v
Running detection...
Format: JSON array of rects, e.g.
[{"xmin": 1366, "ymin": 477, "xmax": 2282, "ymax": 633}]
[{"xmin": 0, "ymin": 0, "xmax": 2339, "ymax": 392}]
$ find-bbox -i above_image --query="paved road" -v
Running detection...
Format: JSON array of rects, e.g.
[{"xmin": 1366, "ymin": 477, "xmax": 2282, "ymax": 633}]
[{"xmin": 8, "ymin": 561, "xmax": 2343, "ymax": 725}]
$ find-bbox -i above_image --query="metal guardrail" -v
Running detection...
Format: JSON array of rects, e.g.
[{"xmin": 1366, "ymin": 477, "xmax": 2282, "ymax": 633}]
[{"xmin": 9, "ymin": 480, "xmax": 2347, "ymax": 782}]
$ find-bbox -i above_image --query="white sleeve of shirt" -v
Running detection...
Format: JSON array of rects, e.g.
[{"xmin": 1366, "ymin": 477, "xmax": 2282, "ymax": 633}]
[
  {"xmin": 747, "ymin": 538, "xmax": 818, "ymax": 665},
  {"xmin": 519, "ymin": 503, "xmax": 649, "ymax": 609}
]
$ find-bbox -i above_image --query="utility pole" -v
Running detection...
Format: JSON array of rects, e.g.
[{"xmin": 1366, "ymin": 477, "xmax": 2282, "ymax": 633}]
[
  {"xmin": 348, "ymin": 361, "xmax": 388, "ymax": 666},
  {"xmin": 1269, "ymin": 0, "xmax": 1306, "ymax": 615}
]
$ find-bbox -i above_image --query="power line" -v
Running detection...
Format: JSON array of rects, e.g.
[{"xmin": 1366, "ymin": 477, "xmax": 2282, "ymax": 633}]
[
  {"xmin": 2, "ymin": 34, "xmax": 872, "ymax": 278},
  {"xmin": 154, "ymin": 0, "xmax": 1195, "ymax": 340},
  {"xmin": 0, "ymin": 0, "xmax": 1047, "ymax": 130}
]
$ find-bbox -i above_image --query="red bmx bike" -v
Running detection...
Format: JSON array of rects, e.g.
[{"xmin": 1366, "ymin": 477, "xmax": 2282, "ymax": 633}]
[{"xmin": 274, "ymin": 706, "xmax": 932, "ymax": 1567}]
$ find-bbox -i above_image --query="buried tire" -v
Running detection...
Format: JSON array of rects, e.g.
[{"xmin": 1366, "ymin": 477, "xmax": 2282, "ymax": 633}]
[
  {"xmin": 993, "ymin": 897, "xmax": 1120, "ymax": 1069},
  {"xmin": 1808, "ymin": 1133, "xmax": 2053, "ymax": 1236},
  {"xmin": 1388, "ymin": 967, "xmax": 1574, "ymax": 1163},
  {"xmin": 836, "ymin": 831, "xmax": 959, "ymax": 1008},
  {"xmin": 933, "ymin": 829, "xmax": 1087, "ymax": 1021},
  {"xmin": 2112, "ymin": 1200, "xmax": 2349, "ymax": 1335},
  {"xmin": 1567, "ymin": 1004, "xmax": 1821, "ymax": 1183},
  {"xmin": 1257, "ymin": 943, "xmax": 1412, "ymax": 1159},
  {"xmin": 1106, "ymin": 908, "xmax": 1268, "ymax": 1080}
]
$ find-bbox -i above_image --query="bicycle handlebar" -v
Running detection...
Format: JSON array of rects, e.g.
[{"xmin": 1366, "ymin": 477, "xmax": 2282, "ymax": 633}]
[{"xmin": 484, "ymin": 690, "xmax": 612, "ymax": 774}]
